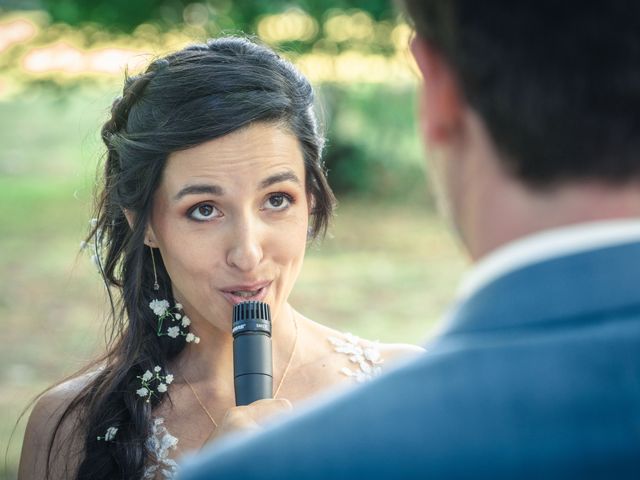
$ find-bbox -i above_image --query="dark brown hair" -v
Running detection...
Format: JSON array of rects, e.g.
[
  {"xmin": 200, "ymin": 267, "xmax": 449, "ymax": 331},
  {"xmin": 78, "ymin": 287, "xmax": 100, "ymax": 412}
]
[
  {"xmin": 403, "ymin": 0, "xmax": 640, "ymax": 188},
  {"xmin": 48, "ymin": 36, "xmax": 335, "ymax": 479}
]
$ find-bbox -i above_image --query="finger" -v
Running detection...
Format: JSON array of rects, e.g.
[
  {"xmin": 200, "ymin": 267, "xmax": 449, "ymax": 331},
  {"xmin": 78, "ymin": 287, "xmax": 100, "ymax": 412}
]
[
  {"xmin": 249, "ymin": 398, "xmax": 293, "ymax": 413},
  {"xmin": 222, "ymin": 406, "xmax": 260, "ymax": 430},
  {"xmin": 248, "ymin": 398, "xmax": 293, "ymax": 422}
]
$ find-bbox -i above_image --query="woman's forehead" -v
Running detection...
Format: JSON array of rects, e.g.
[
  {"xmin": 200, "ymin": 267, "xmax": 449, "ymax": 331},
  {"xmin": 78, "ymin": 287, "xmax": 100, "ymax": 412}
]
[{"xmin": 160, "ymin": 123, "xmax": 305, "ymax": 193}]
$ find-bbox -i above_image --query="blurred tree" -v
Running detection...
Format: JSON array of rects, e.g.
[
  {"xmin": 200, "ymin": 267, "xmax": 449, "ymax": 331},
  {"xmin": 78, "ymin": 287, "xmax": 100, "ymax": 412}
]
[
  {"xmin": 30, "ymin": 0, "xmax": 398, "ymax": 34},
  {"xmin": 0, "ymin": 0, "xmax": 421, "ymax": 199},
  {"xmin": 320, "ymin": 84, "xmax": 426, "ymax": 198}
]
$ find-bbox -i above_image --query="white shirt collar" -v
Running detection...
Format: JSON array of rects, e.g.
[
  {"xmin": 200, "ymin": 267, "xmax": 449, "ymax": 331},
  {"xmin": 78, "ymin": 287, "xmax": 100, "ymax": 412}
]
[{"xmin": 457, "ymin": 219, "xmax": 640, "ymax": 302}]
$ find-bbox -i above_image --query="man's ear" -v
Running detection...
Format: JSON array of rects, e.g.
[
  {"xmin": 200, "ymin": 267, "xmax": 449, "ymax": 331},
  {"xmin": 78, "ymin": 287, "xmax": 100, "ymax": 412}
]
[
  {"xmin": 410, "ymin": 35, "xmax": 464, "ymax": 146},
  {"xmin": 123, "ymin": 209, "xmax": 158, "ymax": 247}
]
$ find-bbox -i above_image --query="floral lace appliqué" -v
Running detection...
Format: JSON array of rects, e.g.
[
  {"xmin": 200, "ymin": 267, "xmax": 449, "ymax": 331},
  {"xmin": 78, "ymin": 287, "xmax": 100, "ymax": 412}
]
[
  {"xmin": 328, "ymin": 332, "xmax": 384, "ymax": 382},
  {"xmin": 143, "ymin": 334, "xmax": 384, "ymax": 478},
  {"xmin": 143, "ymin": 417, "xmax": 179, "ymax": 480}
]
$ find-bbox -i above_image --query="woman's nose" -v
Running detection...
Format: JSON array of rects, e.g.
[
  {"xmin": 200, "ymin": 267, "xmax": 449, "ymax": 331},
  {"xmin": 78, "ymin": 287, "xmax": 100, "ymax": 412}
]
[{"xmin": 226, "ymin": 217, "xmax": 263, "ymax": 272}]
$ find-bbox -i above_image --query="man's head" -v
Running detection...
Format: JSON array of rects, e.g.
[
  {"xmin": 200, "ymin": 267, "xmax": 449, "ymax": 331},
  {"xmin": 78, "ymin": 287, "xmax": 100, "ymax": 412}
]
[
  {"xmin": 404, "ymin": 1, "xmax": 640, "ymax": 258},
  {"xmin": 405, "ymin": 1, "xmax": 640, "ymax": 185}
]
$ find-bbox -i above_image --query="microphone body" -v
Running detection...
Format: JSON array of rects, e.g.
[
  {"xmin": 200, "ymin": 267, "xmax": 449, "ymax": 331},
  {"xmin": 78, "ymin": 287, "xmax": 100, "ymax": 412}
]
[{"xmin": 232, "ymin": 301, "xmax": 273, "ymax": 406}]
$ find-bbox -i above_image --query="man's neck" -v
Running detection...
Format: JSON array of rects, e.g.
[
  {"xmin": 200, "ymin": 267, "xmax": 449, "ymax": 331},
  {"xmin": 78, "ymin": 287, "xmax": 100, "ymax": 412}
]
[{"xmin": 467, "ymin": 180, "xmax": 640, "ymax": 262}]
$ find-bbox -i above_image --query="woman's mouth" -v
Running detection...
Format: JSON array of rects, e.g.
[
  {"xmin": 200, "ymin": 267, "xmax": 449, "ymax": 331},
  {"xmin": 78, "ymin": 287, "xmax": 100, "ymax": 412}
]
[
  {"xmin": 233, "ymin": 289, "xmax": 261, "ymax": 298},
  {"xmin": 221, "ymin": 282, "xmax": 271, "ymax": 305}
]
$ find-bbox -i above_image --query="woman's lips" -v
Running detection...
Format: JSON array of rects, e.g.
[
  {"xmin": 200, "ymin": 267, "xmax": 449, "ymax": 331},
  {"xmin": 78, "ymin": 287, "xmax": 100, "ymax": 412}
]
[{"xmin": 220, "ymin": 282, "xmax": 271, "ymax": 305}]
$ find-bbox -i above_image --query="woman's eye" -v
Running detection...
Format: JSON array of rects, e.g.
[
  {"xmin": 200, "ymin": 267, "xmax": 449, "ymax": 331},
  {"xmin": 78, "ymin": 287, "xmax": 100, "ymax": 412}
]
[
  {"xmin": 263, "ymin": 193, "xmax": 292, "ymax": 211},
  {"xmin": 189, "ymin": 203, "xmax": 221, "ymax": 221}
]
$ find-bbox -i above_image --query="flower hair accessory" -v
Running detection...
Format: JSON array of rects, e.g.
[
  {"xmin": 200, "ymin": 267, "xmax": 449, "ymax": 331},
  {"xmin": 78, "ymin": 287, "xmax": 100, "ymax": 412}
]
[
  {"xmin": 97, "ymin": 426, "xmax": 118, "ymax": 442},
  {"xmin": 150, "ymin": 300, "xmax": 200, "ymax": 344},
  {"xmin": 136, "ymin": 365, "xmax": 174, "ymax": 403}
]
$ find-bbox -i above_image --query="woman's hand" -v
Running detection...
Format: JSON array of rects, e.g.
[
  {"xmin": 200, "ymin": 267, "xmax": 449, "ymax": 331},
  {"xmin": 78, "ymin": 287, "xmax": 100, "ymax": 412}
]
[{"xmin": 205, "ymin": 398, "xmax": 293, "ymax": 444}]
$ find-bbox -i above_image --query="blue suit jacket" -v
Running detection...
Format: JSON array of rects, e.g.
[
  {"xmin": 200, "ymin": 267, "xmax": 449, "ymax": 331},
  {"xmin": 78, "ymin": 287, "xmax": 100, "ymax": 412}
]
[{"xmin": 180, "ymin": 241, "xmax": 640, "ymax": 479}]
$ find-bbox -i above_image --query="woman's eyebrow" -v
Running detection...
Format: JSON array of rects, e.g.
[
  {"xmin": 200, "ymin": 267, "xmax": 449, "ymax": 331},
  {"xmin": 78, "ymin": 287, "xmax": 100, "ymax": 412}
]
[
  {"xmin": 172, "ymin": 172, "xmax": 299, "ymax": 201},
  {"xmin": 259, "ymin": 171, "xmax": 301, "ymax": 189},
  {"xmin": 173, "ymin": 184, "xmax": 224, "ymax": 201}
]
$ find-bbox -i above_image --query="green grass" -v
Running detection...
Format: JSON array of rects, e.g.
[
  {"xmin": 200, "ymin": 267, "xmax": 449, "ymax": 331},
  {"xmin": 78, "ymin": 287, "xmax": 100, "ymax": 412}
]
[{"xmin": 0, "ymin": 87, "xmax": 467, "ymax": 479}]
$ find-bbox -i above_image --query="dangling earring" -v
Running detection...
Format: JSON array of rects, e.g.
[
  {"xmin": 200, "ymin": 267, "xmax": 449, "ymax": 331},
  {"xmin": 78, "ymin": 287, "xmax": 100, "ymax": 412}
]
[{"xmin": 150, "ymin": 246, "xmax": 160, "ymax": 291}]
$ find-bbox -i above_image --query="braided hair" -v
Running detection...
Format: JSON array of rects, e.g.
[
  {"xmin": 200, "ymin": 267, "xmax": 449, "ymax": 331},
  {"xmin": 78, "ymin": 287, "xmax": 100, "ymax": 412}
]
[{"xmin": 46, "ymin": 36, "xmax": 335, "ymax": 479}]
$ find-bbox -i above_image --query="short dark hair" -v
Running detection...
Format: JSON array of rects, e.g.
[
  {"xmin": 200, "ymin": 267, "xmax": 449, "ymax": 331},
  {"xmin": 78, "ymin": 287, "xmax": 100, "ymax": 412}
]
[{"xmin": 403, "ymin": 1, "xmax": 640, "ymax": 188}]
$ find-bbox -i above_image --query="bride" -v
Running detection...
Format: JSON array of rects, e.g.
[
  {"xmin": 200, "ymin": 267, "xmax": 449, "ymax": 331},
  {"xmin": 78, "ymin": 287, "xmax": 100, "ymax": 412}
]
[{"xmin": 18, "ymin": 36, "xmax": 423, "ymax": 480}]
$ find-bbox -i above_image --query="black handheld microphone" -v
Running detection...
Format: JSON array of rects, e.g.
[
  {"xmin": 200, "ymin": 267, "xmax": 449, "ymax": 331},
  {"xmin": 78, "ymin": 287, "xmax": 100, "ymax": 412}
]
[{"xmin": 232, "ymin": 301, "xmax": 273, "ymax": 406}]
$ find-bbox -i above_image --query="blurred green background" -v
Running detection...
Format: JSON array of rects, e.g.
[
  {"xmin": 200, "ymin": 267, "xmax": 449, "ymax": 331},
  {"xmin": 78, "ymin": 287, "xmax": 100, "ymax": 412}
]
[{"xmin": 0, "ymin": 1, "xmax": 467, "ymax": 478}]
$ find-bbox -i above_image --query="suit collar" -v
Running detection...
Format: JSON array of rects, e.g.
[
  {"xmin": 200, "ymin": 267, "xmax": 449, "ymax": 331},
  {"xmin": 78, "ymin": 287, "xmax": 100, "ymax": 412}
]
[
  {"xmin": 458, "ymin": 220, "xmax": 640, "ymax": 303},
  {"xmin": 440, "ymin": 240, "xmax": 640, "ymax": 337}
]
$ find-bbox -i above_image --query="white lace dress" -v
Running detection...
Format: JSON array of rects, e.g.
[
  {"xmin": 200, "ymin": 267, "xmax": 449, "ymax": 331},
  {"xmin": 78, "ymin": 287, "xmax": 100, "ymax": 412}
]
[{"xmin": 142, "ymin": 334, "xmax": 384, "ymax": 479}]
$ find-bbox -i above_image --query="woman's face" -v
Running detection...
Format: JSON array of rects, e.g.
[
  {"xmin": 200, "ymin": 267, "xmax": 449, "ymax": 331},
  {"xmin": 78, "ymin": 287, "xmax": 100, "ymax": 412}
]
[{"xmin": 147, "ymin": 122, "xmax": 310, "ymax": 330}]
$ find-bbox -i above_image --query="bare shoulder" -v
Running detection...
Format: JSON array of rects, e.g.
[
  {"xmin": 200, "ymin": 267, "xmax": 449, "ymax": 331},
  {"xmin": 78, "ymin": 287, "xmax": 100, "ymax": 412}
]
[
  {"xmin": 292, "ymin": 316, "xmax": 425, "ymax": 396},
  {"xmin": 305, "ymin": 318, "xmax": 425, "ymax": 365},
  {"xmin": 18, "ymin": 372, "xmax": 96, "ymax": 480},
  {"xmin": 24, "ymin": 375, "xmax": 88, "ymax": 440},
  {"xmin": 375, "ymin": 341, "xmax": 425, "ymax": 364}
]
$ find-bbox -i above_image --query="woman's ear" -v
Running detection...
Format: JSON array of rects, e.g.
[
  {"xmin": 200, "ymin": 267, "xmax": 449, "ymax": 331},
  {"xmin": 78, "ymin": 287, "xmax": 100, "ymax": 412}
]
[
  {"xmin": 144, "ymin": 227, "xmax": 158, "ymax": 248},
  {"xmin": 123, "ymin": 209, "xmax": 158, "ymax": 247},
  {"xmin": 410, "ymin": 35, "xmax": 464, "ymax": 146}
]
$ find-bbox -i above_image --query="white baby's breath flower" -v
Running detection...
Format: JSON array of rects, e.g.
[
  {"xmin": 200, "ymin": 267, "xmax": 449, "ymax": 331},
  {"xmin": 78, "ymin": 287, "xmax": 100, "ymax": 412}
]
[
  {"xmin": 185, "ymin": 333, "xmax": 195, "ymax": 343},
  {"xmin": 104, "ymin": 426, "xmax": 118, "ymax": 441},
  {"xmin": 175, "ymin": 313, "xmax": 182, "ymax": 320},
  {"xmin": 165, "ymin": 374, "xmax": 174, "ymax": 384},
  {"xmin": 142, "ymin": 370, "xmax": 153, "ymax": 382},
  {"xmin": 149, "ymin": 299, "xmax": 170, "ymax": 316},
  {"xmin": 154, "ymin": 366, "xmax": 161, "ymax": 372},
  {"xmin": 181, "ymin": 316, "xmax": 191, "ymax": 327},
  {"xmin": 90, "ymin": 218, "xmax": 98, "ymax": 228},
  {"xmin": 175, "ymin": 303, "xmax": 183, "ymax": 310},
  {"xmin": 167, "ymin": 326, "xmax": 180, "ymax": 338},
  {"xmin": 97, "ymin": 426, "xmax": 119, "ymax": 442},
  {"xmin": 136, "ymin": 387, "xmax": 149, "ymax": 397},
  {"xmin": 157, "ymin": 383, "xmax": 167, "ymax": 393},
  {"xmin": 194, "ymin": 336, "xmax": 200, "ymax": 344}
]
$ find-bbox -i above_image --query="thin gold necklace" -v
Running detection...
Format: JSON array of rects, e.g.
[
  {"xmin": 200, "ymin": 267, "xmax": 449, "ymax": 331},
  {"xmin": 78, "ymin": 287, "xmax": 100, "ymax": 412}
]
[
  {"xmin": 183, "ymin": 376, "xmax": 218, "ymax": 428},
  {"xmin": 183, "ymin": 313, "xmax": 299, "ymax": 431}
]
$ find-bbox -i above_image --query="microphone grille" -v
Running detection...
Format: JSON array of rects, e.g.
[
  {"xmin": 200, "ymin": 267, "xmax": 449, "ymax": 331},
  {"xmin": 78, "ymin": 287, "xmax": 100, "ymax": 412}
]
[{"xmin": 233, "ymin": 301, "xmax": 271, "ymax": 322}]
